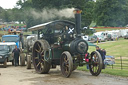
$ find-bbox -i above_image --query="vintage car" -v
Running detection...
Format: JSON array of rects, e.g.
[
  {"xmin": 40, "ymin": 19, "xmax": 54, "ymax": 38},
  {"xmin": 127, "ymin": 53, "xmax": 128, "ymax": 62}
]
[
  {"xmin": 0, "ymin": 42, "xmax": 16, "ymax": 67},
  {"xmin": 28, "ymin": 9, "xmax": 103, "ymax": 77},
  {"xmin": 1, "ymin": 35, "xmax": 25, "ymax": 66}
]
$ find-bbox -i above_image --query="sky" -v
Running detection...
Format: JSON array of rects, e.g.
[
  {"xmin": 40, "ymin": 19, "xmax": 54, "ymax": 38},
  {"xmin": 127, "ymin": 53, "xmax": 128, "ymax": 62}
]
[{"xmin": 0, "ymin": 0, "xmax": 19, "ymax": 9}]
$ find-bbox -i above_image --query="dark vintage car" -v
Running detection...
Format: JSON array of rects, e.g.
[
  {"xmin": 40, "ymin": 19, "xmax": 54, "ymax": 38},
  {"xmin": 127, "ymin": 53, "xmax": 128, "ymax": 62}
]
[{"xmin": 0, "ymin": 42, "xmax": 16, "ymax": 67}]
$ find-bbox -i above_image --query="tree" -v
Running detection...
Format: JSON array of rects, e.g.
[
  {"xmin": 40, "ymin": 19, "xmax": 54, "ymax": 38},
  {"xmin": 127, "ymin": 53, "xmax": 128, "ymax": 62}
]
[
  {"xmin": 82, "ymin": 1, "xmax": 95, "ymax": 27},
  {"xmin": 93, "ymin": 0, "xmax": 128, "ymax": 27}
]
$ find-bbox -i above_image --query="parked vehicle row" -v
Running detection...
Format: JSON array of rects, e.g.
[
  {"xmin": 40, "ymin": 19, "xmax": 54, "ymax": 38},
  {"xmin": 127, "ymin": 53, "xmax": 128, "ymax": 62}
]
[
  {"xmin": 81, "ymin": 29, "xmax": 127, "ymax": 43},
  {"xmin": 0, "ymin": 33, "xmax": 25, "ymax": 67}
]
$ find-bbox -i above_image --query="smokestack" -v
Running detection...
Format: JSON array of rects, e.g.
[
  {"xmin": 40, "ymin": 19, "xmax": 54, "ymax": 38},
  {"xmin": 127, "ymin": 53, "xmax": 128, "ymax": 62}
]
[{"xmin": 73, "ymin": 9, "xmax": 82, "ymax": 35}]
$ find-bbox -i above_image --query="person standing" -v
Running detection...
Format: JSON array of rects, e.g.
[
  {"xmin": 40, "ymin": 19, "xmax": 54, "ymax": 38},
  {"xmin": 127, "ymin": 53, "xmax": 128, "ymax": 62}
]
[
  {"xmin": 102, "ymin": 49, "xmax": 106, "ymax": 69},
  {"xmin": 12, "ymin": 46, "xmax": 20, "ymax": 66},
  {"xmin": 96, "ymin": 46, "xmax": 103, "ymax": 56},
  {"xmin": 96, "ymin": 46, "xmax": 105, "ymax": 69}
]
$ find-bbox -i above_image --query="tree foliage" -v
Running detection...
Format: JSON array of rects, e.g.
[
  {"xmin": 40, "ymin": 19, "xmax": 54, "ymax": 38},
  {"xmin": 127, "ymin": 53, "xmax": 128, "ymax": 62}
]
[
  {"xmin": 1, "ymin": 0, "xmax": 128, "ymax": 28},
  {"xmin": 93, "ymin": 0, "xmax": 128, "ymax": 27}
]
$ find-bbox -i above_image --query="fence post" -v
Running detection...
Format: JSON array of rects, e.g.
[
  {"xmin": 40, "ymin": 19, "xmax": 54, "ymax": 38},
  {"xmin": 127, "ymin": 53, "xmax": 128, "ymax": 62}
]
[{"xmin": 120, "ymin": 56, "xmax": 123, "ymax": 70}]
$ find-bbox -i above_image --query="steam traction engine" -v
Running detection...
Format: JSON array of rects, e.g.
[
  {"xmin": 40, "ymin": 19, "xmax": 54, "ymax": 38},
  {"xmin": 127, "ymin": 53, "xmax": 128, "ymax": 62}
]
[{"xmin": 28, "ymin": 9, "xmax": 102, "ymax": 77}]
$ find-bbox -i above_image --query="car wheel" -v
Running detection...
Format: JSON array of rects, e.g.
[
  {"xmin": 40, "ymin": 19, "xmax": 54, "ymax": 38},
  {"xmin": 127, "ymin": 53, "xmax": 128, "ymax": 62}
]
[
  {"xmin": 3, "ymin": 58, "xmax": 7, "ymax": 68},
  {"xmin": 12, "ymin": 60, "xmax": 14, "ymax": 66}
]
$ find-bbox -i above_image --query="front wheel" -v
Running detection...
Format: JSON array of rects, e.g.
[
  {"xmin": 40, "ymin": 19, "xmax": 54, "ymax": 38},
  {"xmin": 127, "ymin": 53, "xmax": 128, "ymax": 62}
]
[
  {"xmin": 89, "ymin": 51, "xmax": 102, "ymax": 76},
  {"xmin": 60, "ymin": 51, "xmax": 73, "ymax": 78},
  {"xmin": 3, "ymin": 58, "xmax": 7, "ymax": 68}
]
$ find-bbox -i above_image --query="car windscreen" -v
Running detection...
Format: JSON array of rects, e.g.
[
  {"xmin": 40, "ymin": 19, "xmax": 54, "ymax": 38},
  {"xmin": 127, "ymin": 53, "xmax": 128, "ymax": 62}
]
[
  {"xmin": 2, "ymin": 37, "xmax": 19, "ymax": 42},
  {"xmin": 0, "ymin": 45, "xmax": 9, "ymax": 51}
]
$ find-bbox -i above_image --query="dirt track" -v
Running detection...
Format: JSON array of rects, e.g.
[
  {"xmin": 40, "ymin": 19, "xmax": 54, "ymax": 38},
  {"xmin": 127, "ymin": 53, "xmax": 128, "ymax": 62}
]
[{"xmin": 0, "ymin": 63, "xmax": 128, "ymax": 85}]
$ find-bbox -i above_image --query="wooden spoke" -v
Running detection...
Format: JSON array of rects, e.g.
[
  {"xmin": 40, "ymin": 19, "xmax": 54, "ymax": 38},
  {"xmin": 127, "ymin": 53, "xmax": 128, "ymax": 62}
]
[
  {"xmin": 65, "ymin": 67, "xmax": 68, "ymax": 73},
  {"xmin": 42, "ymin": 59, "xmax": 44, "ymax": 61},
  {"xmin": 41, "ymin": 50, "xmax": 44, "ymax": 53},
  {"xmin": 35, "ymin": 49, "xmax": 40, "ymax": 53},
  {"xmin": 40, "ymin": 63, "xmax": 43, "ymax": 70},
  {"xmin": 37, "ymin": 43, "xmax": 41, "ymax": 52},
  {"xmin": 42, "ymin": 55, "xmax": 44, "ymax": 57},
  {"xmin": 64, "ymin": 57, "xmax": 66, "ymax": 62},
  {"xmin": 66, "ymin": 65, "xmax": 69, "ymax": 67},
  {"xmin": 35, "ymin": 57, "xmax": 39, "ymax": 59},
  {"xmin": 37, "ymin": 62, "xmax": 41, "ymax": 67},
  {"xmin": 64, "ymin": 57, "xmax": 68, "ymax": 62}
]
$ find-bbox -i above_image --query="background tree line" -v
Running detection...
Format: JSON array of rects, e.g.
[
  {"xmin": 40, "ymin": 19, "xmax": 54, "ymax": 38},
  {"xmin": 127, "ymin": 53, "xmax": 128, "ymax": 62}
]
[{"xmin": 0, "ymin": 0, "xmax": 128, "ymax": 28}]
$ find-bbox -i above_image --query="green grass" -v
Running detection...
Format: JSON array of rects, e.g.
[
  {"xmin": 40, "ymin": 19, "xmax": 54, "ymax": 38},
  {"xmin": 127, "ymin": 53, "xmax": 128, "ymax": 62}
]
[
  {"xmin": 77, "ymin": 66, "xmax": 128, "ymax": 77},
  {"xmin": 88, "ymin": 38, "xmax": 128, "ymax": 57},
  {"xmin": 95, "ymin": 28, "xmax": 117, "ymax": 32},
  {"xmin": 102, "ymin": 69, "xmax": 128, "ymax": 77}
]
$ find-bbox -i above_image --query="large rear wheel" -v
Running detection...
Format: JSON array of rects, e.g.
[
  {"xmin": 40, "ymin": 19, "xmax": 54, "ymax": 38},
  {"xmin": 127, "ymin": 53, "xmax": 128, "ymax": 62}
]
[
  {"xmin": 60, "ymin": 51, "xmax": 73, "ymax": 78},
  {"xmin": 32, "ymin": 40, "xmax": 50, "ymax": 74},
  {"xmin": 89, "ymin": 51, "xmax": 102, "ymax": 76}
]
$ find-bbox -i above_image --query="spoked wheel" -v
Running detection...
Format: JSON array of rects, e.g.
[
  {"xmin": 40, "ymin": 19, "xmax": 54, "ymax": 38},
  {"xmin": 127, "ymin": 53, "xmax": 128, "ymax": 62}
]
[
  {"xmin": 89, "ymin": 51, "xmax": 102, "ymax": 76},
  {"xmin": 32, "ymin": 40, "xmax": 50, "ymax": 74},
  {"xmin": 60, "ymin": 51, "xmax": 73, "ymax": 78}
]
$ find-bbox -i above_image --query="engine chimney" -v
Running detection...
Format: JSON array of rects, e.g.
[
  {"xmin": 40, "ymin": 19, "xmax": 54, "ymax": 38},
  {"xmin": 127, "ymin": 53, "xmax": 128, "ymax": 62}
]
[{"xmin": 73, "ymin": 9, "xmax": 82, "ymax": 35}]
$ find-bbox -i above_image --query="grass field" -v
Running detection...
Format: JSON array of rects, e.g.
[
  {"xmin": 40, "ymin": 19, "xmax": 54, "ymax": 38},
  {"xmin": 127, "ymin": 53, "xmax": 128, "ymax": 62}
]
[
  {"xmin": 77, "ymin": 66, "xmax": 128, "ymax": 77},
  {"xmin": 95, "ymin": 28, "xmax": 119, "ymax": 32},
  {"xmin": 88, "ymin": 38, "xmax": 128, "ymax": 57}
]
